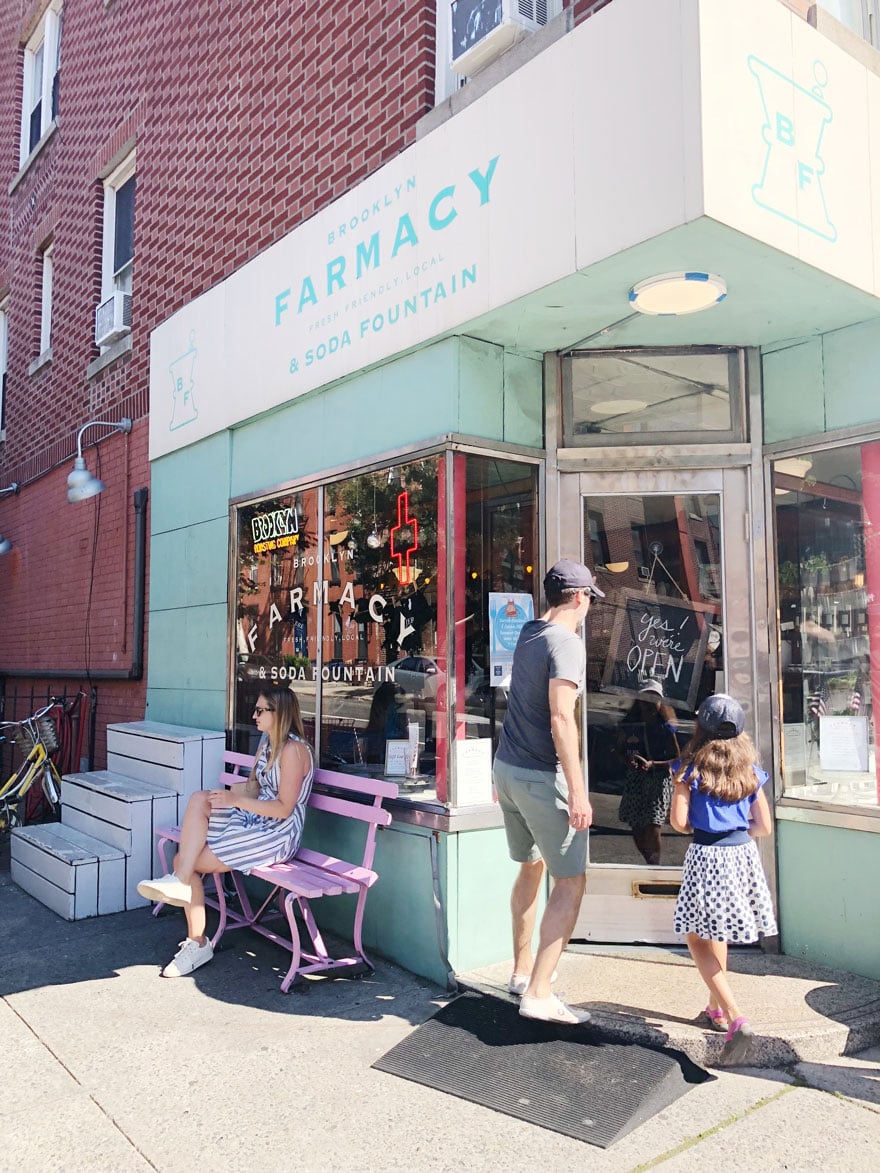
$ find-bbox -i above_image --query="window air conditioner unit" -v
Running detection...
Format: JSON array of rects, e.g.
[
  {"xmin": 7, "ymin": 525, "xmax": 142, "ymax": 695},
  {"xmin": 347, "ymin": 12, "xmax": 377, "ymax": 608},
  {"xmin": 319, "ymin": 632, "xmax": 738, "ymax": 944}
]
[
  {"xmin": 94, "ymin": 291, "xmax": 132, "ymax": 347},
  {"xmin": 450, "ymin": 0, "xmax": 551, "ymax": 76}
]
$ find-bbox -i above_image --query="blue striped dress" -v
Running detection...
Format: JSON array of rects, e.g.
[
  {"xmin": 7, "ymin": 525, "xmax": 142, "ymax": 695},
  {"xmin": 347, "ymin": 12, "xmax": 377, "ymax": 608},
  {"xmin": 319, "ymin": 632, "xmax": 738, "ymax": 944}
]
[{"xmin": 206, "ymin": 735, "xmax": 314, "ymax": 874}]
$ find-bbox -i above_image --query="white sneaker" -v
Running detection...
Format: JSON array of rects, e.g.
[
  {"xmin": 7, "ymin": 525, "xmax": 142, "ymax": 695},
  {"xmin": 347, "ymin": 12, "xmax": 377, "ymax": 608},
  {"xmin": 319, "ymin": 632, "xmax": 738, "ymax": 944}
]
[
  {"xmin": 519, "ymin": 993, "xmax": 591, "ymax": 1025},
  {"xmin": 508, "ymin": 969, "xmax": 558, "ymax": 997},
  {"xmin": 137, "ymin": 873, "xmax": 192, "ymax": 907},
  {"xmin": 162, "ymin": 937, "xmax": 214, "ymax": 978}
]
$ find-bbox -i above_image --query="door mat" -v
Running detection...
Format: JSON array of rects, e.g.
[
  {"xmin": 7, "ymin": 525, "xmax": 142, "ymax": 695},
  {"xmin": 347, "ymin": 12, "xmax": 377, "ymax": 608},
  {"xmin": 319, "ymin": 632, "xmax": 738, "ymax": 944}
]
[{"xmin": 373, "ymin": 990, "xmax": 711, "ymax": 1148}]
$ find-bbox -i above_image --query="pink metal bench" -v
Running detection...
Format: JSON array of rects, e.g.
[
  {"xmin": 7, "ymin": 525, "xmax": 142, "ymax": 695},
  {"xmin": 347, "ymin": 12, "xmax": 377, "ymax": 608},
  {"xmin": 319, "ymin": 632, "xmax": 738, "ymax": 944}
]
[{"xmin": 153, "ymin": 751, "xmax": 398, "ymax": 992}]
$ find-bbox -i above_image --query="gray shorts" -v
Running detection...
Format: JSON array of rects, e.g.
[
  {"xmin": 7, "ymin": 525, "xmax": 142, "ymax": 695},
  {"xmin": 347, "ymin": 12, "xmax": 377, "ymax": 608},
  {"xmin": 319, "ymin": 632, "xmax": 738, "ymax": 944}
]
[{"xmin": 493, "ymin": 757, "xmax": 588, "ymax": 879}]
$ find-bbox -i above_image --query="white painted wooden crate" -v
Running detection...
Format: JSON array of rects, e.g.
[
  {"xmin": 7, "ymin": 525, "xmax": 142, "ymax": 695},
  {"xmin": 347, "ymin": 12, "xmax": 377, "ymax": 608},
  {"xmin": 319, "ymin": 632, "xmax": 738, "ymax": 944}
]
[
  {"xmin": 61, "ymin": 771, "xmax": 179, "ymax": 909},
  {"xmin": 11, "ymin": 823, "xmax": 126, "ymax": 920},
  {"xmin": 106, "ymin": 721, "xmax": 225, "ymax": 798}
]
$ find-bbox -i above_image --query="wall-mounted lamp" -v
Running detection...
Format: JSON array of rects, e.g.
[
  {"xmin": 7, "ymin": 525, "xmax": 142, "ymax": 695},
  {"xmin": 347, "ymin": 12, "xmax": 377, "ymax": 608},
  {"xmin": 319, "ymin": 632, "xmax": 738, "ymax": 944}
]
[
  {"xmin": 67, "ymin": 418, "xmax": 132, "ymax": 503},
  {"xmin": 599, "ymin": 561, "xmax": 630, "ymax": 574},
  {"xmin": 629, "ymin": 272, "xmax": 727, "ymax": 316},
  {"xmin": 0, "ymin": 482, "xmax": 20, "ymax": 554}
]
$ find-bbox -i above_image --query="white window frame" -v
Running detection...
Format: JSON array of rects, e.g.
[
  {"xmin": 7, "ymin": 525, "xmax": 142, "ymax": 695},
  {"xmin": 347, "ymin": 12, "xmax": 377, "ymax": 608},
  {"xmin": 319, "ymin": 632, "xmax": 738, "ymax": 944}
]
[
  {"xmin": 101, "ymin": 152, "xmax": 136, "ymax": 302},
  {"xmin": 0, "ymin": 300, "xmax": 8, "ymax": 434},
  {"xmin": 39, "ymin": 245, "xmax": 53, "ymax": 358},
  {"xmin": 19, "ymin": 2, "xmax": 63, "ymax": 165}
]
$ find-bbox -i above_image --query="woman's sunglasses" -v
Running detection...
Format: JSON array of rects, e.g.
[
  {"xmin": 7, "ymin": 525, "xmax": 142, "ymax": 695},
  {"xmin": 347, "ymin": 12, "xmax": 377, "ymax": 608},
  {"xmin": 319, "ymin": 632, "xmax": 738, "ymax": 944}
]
[{"xmin": 253, "ymin": 706, "xmax": 274, "ymax": 716}]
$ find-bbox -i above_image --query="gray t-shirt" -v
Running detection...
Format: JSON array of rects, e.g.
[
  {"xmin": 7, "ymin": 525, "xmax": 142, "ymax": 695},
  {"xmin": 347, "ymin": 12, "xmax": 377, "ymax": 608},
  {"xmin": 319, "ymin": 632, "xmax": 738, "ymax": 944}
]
[{"xmin": 496, "ymin": 619, "xmax": 586, "ymax": 771}]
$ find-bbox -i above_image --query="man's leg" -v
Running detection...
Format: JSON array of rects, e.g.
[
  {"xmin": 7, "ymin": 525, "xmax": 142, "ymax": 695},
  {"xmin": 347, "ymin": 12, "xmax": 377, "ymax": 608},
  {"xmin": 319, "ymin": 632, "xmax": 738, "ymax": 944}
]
[
  {"xmin": 525, "ymin": 871, "xmax": 586, "ymax": 1000},
  {"xmin": 511, "ymin": 858, "xmax": 545, "ymax": 977}
]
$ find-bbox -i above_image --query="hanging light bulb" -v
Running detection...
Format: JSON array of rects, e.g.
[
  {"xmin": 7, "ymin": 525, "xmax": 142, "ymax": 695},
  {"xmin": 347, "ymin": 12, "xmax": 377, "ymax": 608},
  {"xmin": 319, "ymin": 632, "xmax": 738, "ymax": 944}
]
[{"xmin": 366, "ymin": 481, "xmax": 381, "ymax": 547}]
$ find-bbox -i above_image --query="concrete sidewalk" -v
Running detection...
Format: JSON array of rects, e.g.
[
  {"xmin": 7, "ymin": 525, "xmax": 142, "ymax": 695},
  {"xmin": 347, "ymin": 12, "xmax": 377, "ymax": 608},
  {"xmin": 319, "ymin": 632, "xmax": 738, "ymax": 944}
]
[{"xmin": 2, "ymin": 857, "xmax": 880, "ymax": 1172}]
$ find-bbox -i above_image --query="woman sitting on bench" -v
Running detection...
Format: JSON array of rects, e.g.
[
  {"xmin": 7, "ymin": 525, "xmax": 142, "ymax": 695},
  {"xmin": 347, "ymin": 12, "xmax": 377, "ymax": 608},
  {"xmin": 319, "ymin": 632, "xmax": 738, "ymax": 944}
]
[{"xmin": 138, "ymin": 686, "xmax": 314, "ymax": 977}]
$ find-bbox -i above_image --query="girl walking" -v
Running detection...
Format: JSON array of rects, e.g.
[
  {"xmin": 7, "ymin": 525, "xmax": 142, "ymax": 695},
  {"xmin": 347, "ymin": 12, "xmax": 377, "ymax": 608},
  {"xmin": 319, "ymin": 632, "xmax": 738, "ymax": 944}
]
[
  {"xmin": 138, "ymin": 686, "xmax": 314, "ymax": 978},
  {"xmin": 669, "ymin": 693, "xmax": 777, "ymax": 1064}
]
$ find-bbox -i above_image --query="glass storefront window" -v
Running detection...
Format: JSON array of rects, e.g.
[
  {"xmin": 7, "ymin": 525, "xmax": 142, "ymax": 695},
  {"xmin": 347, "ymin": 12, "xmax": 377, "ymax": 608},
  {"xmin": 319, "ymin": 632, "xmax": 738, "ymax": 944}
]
[
  {"xmin": 562, "ymin": 349, "xmax": 740, "ymax": 445},
  {"xmin": 321, "ymin": 457, "xmax": 442, "ymax": 801},
  {"xmin": 774, "ymin": 441, "xmax": 879, "ymax": 811},
  {"xmin": 230, "ymin": 449, "xmax": 540, "ymax": 808},
  {"xmin": 233, "ymin": 487, "xmax": 320, "ymax": 754},
  {"xmin": 450, "ymin": 455, "xmax": 538, "ymax": 804}
]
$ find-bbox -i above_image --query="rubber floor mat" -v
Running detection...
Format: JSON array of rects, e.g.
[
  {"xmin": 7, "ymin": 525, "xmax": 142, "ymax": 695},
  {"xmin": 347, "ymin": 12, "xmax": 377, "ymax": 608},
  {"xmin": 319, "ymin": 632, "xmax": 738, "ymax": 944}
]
[{"xmin": 373, "ymin": 990, "xmax": 711, "ymax": 1148}]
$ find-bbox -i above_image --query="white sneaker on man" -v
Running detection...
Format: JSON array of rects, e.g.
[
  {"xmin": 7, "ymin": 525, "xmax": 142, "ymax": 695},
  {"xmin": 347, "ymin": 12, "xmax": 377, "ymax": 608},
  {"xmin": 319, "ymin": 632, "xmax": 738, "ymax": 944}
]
[
  {"xmin": 162, "ymin": 937, "xmax": 214, "ymax": 978},
  {"xmin": 508, "ymin": 969, "xmax": 558, "ymax": 997},
  {"xmin": 519, "ymin": 993, "xmax": 591, "ymax": 1025},
  {"xmin": 137, "ymin": 873, "xmax": 192, "ymax": 907}
]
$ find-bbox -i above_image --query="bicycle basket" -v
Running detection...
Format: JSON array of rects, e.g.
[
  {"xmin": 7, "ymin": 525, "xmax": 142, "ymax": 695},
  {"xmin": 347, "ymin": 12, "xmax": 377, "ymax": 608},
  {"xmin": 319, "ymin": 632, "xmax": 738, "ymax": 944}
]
[{"xmin": 14, "ymin": 715, "xmax": 59, "ymax": 757}]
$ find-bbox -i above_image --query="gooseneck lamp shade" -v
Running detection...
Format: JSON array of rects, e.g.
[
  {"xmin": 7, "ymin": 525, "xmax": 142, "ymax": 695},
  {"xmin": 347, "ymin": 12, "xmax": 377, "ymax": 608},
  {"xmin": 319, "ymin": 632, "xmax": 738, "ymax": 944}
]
[
  {"xmin": 629, "ymin": 272, "xmax": 727, "ymax": 316},
  {"xmin": 0, "ymin": 534, "xmax": 12, "ymax": 555},
  {"xmin": 0, "ymin": 482, "xmax": 20, "ymax": 553},
  {"xmin": 67, "ymin": 457, "xmax": 106, "ymax": 503},
  {"xmin": 66, "ymin": 416, "xmax": 132, "ymax": 503}
]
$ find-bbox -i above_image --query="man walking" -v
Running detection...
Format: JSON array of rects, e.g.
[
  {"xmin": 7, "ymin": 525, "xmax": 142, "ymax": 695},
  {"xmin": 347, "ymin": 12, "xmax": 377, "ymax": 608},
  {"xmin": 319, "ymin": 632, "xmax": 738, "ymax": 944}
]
[{"xmin": 493, "ymin": 558, "xmax": 603, "ymax": 1025}]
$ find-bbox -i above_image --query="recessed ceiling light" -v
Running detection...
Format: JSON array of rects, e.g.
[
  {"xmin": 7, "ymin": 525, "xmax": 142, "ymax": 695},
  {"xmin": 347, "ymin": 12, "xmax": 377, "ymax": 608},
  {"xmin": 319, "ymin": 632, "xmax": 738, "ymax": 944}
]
[{"xmin": 629, "ymin": 272, "xmax": 727, "ymax": 315}]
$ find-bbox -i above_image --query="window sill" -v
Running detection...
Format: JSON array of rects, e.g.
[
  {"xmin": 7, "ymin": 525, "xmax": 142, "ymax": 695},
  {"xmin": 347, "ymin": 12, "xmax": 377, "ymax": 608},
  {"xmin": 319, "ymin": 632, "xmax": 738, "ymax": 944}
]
[
  {"xmin": 9, "ymin": 120, "xmax": 59, "ymax": 195},
  {"xmin": 87, "ymin": 333, "xmax": 132, "ymax": 380},
  {"xmin": 28, "ymin": 349, "xmax": 52, "ymax": 376},
  {"xmin": 776, "ymin": 799, "xmax": 880, "ymax": 835}
]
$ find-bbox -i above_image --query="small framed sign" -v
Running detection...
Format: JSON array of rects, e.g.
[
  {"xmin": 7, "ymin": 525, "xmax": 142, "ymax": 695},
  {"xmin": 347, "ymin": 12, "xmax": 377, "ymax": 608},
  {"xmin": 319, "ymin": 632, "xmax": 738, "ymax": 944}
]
[{"xmin": 384, "ymin": 739, "xmax": 412, "ymax": 777}]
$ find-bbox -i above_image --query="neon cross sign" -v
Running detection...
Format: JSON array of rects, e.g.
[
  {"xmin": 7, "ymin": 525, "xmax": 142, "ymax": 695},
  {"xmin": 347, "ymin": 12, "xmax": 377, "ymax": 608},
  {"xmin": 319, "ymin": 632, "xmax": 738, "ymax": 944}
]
[{"xmin": 389, "ymin": 490, "xmax": 419, "ymax": 585}]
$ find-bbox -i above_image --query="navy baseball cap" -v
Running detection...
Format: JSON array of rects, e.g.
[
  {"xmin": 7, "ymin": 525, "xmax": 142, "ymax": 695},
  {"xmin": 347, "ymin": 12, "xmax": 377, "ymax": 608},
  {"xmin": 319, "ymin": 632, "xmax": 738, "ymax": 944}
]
[
  {"xmin": 543, "ymin": 559, "xmax": 605, "ymax": 598},
  {"xmin": 697, "ymin": 693, "xmax": 745, "ymax": 740}
]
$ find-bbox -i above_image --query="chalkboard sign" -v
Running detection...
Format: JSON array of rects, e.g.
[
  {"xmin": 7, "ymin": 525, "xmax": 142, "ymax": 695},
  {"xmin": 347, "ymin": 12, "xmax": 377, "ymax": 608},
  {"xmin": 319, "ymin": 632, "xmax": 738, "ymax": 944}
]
[{"xmin": 601, "ymin": 588, "xmax": 713, "ymax": 711}]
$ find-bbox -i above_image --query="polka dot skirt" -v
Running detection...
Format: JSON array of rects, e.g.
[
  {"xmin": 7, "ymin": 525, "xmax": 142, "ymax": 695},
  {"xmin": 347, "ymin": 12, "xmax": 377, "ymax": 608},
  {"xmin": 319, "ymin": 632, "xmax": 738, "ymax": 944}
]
[{"xmin": 674, "ymin": 840, "xmax": 777, "ymax": 943}]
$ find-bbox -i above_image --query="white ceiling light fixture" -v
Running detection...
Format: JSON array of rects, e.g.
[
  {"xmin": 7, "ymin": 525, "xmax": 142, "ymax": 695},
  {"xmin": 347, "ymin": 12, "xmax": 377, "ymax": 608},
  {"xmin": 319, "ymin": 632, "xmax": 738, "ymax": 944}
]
[
  {"xmin": 67, "ymin": 417, "xmax": 133, "ymax": 503},
  {"xmin": 629, "ymin": 272, "xmax": 727, "ymax": 316},
  {"xmin": 590, "ymin": 399, "xmax": 647, "ymax": 416},
  {"xmin": 774, "ymin": 457, "xmax": 813, "ymax": 479}
]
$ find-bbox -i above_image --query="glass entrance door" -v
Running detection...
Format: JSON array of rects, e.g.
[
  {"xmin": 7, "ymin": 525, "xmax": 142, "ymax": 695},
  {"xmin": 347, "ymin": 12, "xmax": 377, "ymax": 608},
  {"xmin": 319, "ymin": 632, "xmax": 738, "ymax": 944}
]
[{"xmin": 561, "ymin": 469, "xmax": 749, "ymax": 943}]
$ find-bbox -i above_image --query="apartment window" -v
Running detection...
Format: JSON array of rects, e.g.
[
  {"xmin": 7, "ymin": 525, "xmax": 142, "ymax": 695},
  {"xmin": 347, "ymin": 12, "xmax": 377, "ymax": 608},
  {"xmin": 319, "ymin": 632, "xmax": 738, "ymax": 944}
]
[
  {"xmin": 102, "ymin": 155, "xmax": 135, "ymax": 300},
  {"xmin": 0, "ymin": 301, "xmax": 8, "ymax": 432},
  {"xmin": 39, "ymin": 246, "xmax": 53, "ymax": 357},
  {"xmin": 819, "ymin": 1, "xmax": 880, "ymax": 47},
  {"xmin": 20, "ymin": 3, "xmax": 63, "ymax": 164}
]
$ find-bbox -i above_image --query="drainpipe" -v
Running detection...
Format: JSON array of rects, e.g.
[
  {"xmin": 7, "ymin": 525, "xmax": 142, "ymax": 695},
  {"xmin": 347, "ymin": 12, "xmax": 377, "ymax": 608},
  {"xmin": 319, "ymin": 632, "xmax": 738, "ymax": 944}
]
[{"xmin": 0, "ymin": 487, "xmax": 149, "ymax": 682}]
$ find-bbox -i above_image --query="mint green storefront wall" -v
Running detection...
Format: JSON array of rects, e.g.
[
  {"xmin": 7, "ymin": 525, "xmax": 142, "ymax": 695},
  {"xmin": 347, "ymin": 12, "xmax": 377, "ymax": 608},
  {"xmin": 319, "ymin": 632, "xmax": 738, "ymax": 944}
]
[
  {"xmin": 777, "ymin": 821, "xmax": 880, "ymax": 981},
  {"xmin": 763, "ymin": 320, "xmax": 880, "ymax": 981},
  {"xmin": 146, "ymin": 336, "xmax": 543, "ymax": 984},
  {"xmin": 763, "ymin": 318, "xmax": 880, "ymax": 444}
]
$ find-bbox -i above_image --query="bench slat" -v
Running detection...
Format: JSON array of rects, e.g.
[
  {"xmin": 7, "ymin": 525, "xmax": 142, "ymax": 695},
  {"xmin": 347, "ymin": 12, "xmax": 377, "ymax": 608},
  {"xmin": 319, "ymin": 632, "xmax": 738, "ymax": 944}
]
[
  {"xmin": 308, "ymin": 791, "xmax": 392, "ymax": 826},
  {"xmin": 294, "ymin": 847, "xmax": 376, "ymax": 887},
  {"xmin": 313, "ymin": 768, "xmax": 399, "ymax": 801}
]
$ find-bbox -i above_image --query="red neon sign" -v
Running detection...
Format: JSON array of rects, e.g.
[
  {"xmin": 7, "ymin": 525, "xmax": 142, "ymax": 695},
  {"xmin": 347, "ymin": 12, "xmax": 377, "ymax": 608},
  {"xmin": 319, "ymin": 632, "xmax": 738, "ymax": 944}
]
[{"xmin": 389, "ymin": 490, "xmax": 419, "ymax": 584}]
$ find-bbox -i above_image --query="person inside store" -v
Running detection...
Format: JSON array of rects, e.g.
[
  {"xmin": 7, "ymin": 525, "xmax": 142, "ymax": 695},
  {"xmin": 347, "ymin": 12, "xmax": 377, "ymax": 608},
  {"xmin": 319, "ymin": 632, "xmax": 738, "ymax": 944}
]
[
  {"xmin": 137, "ymin": 686, "xmax": 314, "ymax": 978},
  {"xmin": 364, "ymin": 680, "xmax": 408, "ymax": 764},
  {"xmin": 616, "ymin": 678, "xmax": 680, "ymax": 866},
  {"xmin": 492, "ymin": 558, "xmax": 604, "ymax": 1026}
]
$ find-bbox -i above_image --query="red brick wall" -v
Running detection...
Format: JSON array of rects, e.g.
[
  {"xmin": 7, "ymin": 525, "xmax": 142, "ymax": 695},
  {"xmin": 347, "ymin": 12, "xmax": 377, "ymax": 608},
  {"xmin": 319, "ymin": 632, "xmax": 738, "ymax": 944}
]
[{"xmin": 0, "ymin": 1, "xmax": 437, "ymax": 758}]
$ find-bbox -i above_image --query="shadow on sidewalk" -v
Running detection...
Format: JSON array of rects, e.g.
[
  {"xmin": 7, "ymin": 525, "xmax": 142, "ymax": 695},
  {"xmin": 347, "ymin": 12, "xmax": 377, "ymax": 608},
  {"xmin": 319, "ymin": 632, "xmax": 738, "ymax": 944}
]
[{"xmin": 0, "ymin": 861, "xmax": 444, "ymax": 1025}]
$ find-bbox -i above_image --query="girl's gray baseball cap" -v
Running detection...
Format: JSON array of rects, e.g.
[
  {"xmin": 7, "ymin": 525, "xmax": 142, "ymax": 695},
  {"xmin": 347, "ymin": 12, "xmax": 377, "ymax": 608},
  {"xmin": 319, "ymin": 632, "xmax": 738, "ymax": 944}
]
[
  {"xmin": 543, "ymin": 558, "xmax": 605, "ymax": 597},
  {"xmin": 697, "ymin": 693, "xmax": 745, "ymax": 739}
]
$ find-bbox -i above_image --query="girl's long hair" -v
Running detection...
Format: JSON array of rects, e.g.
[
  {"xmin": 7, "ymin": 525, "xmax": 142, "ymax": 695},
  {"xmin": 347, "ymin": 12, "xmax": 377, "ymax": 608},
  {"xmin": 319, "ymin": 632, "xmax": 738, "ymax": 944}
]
[
  {"xmin": 253, "ymin": 686, "xmax": 307, "ymax": 777},
  {"xmin": 673, "ymin": 728, "xmax": 758, "ymax": 802}
]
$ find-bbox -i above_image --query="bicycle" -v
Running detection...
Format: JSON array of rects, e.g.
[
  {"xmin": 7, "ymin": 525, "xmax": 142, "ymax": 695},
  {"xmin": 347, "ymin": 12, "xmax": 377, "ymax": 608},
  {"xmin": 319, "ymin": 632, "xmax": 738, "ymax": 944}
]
[{"xmin": 0, "ymin": 703, "xmax": 64, "ymax": 833}]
